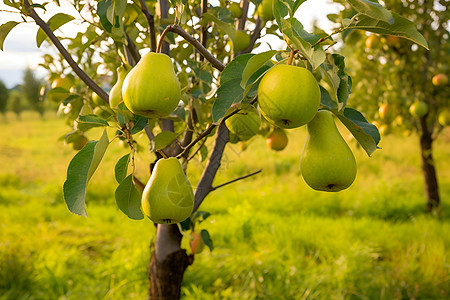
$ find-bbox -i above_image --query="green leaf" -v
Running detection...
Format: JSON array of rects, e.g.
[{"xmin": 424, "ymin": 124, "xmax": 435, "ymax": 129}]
[
  {"xmin": 63, "ymin": 129, "xmax": 108, "ymax": 216},
  {"xmin": 219, "ymin": 54, "xmax": 253, "ymax": 84},
  {"xmin": 153, "ymin": 131, "xmax": 177, "ymax": 150},
  {"xmin": 240, "ymin": 50, "xmax": 278, "ymax": 88},
  {"xmin": 0, "ymin": 21, "xmax": 19, "ymax": 51},
  {"xmin": 320, "ymin": 54, "xmax": 352, "ymax": 108},
  {"xmin": 115, "ymin": 153, "xmax": 130, "ymax": 184},
  {"xmin": 131, "ymin": 115, "xmax": 148, "ymax": 135},
  {"xmin": 87, "ymin": 129, "xmax": 109, "ymax": 181},
  {"xmin": 63, "ymin": 141, "xmax": 96, "ymax": 216},
  {"xmin": 347, "ymin": 0, "xmax": 393, "ymax": 24},
  {"xmin": 115, "ymin": 174, "xmax": 144, "ymax": 220},
  {"xmin": 281, "ymin": 19, "xmax": 325, "ymax": 70},
  {"xmin": 213, "ymin": 79, "xmax": 244, "ymax": 123},
  {"xmin": 200, "ymin": 145, "xmax": 208, "ymax": 162},
  {"xmin": 213, "ymin": 54, "xmax": 271, "ymax": 122},
  {"xmin": 209, "ymin": 6, "xmax": 234, "ymax": 23},
  {"xmin": 192, "ymin": 211, "xmax": 211, "ymax": 224},
  {"xmin": 36, "ymin": 13, "xmax": 75, "ymax": 47},
  {"xmin": 345, "ymin": 12, "xmax": 429, "ymax": 49},
  {"xmin": 319, "ymin": 86, "xmax": 338, "ymax": 109},
  {"xmin": 200, "ymin": 13, "xmax": 237, "ymax": 43},
  {"xmin": 97, "ymin": 0, "xmax": 113, "ymax": 32},
  {"xmin": 77, "ymin": 114, "xmax": 109, "ymax": 132},
  {"xmin": 200, "ymin": 229, "xmax": 213, "ymax": 251},
  {"xmin": 329, "ymin": 107, "xmax": 380, "ymax": 156}
]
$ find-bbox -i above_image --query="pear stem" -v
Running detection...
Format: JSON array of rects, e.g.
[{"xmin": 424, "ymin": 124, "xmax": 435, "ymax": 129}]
[
  {"xmin": 287, "ymin": 49, "xmax": 295, "ymax": 65},
  {"xmin": 157, "ymin": 149, "xmax": 169, "ymax": 159}
]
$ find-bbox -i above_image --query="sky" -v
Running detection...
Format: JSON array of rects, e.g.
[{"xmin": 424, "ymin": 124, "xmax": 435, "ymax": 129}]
[{"xmin": 0, "ymin": 0, "xmax": 340, "ymax": 88}]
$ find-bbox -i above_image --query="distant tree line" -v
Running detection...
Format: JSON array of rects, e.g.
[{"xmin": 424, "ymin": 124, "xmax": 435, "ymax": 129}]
[{"xmin": 0, "ymin": 67, "xmax": 49, "ymax": 119}]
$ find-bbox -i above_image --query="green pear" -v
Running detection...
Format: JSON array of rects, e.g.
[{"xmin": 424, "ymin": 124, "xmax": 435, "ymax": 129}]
[
  {"xmin": 110, "ymin": 65, "xmax": 131, "ymax": 108},
  {"xmin": 257, "ymin": 0, "xmax": 274, "ymax": 21},
  {"xmin": 228, "ymin": 2, "xmax": 242, "ymax": 19},
  {"xmin": 48, "ymin": 76, "xmax": 73, "ymax": 102},
  {"xmin": 409, "ymin": 101, "xmax": 428, "ymax": 118},
  {"xmin": 122, "ymin": 52, "xmax": 181, "ymax": 118},
  {"xmin": 266, "ymin": 127, "xmax": 288, "ymax": 151},
  {"xmin": 258, "ymin": 64, "xmax": 320, "ymax": 129},
  {"xmin": 300, "ymin": 110, "xmax": 357, "ymax": 192},
  {"xmin": 225, "ymin": 107, "xmax": 261, "ymax": 141},
  {"xmin": 233, "ymin": 30, "xmax": 251, "ymax": 52},
  {"xmin": 141, "ymin": 157, "xmax": 194, "ymax": 224},
  {"xmin": 189, "ymin": 232, "xmax": 205, "ymax": 254},
  {"xmin": 91, "ymin": 91, "xmax": 103, "ymax": 106},
  {"xmin": 438, "ymin": 109, "xmax": 450, "ymax": 127}
]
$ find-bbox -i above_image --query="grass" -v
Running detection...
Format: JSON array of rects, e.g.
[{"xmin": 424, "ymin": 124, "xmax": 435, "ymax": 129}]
[{"xmin": 0, "ymin": 111, "xmax": 449, "ymax": 299}]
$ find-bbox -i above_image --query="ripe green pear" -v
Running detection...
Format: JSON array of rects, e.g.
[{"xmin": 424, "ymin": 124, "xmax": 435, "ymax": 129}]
[
  {"xmin": 300, "ymin": 110, "xmax": 357, "ymax": 192},
  {"xmin": 258, "ymin": 64, "xmax": 320, "ymax": 129},
  {"xmin": 438, "ymin": 109, "xmax": 450, "ymax": 127},
  {"xmin": 91, "ymin": 91, "xmax": 103, "ymax": 106},
  {"xmin": 432, "ymin": 73, "xmax": 448, "ymax": 86},
  {"xmin": 49, "ymin": 76, "xmax": 73, "ymax": 102},
  {"xmin": 189, "ymin": 232, "xmax": 205, "ymax": 254},
  {"xmin": 228, "ymin": 2, "xmax": 242, "ymax": 19},
  {"xmin": 233, "ymin": 30, "xmax": 251, "ymax": 52},
  {"xmin": 409, "ymin": 101, "xmax": 428, "ymax": 118},
  {"xmin": 123, "ymin": 4, "xmax": 139, "ymax": 26},
  {"xmin": 141, "ymin": 157, "xmax": 194, "ymax": 224},
  {"xmin": 122, "ymin": 52, "xmax": 181, "ymax": 118},
  {"xmin": 225, "ymin": 107, "xmax": 261, "ymax": 141},
  {"xmin": 110, "ymin": 65, "xmax": 130, "ymax": 108},
  {"xmin": 257, "ymin": 0, "xmax": 274, "ymax": 21},
  {"xmin": 266, "ymin": 127, "xmax": 288, "ymax": 151}
]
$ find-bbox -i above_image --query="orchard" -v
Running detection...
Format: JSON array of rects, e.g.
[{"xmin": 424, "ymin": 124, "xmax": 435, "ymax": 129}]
[{"xmin": 0, "ymin": 0, "xmax": 443, "ymax": 299}]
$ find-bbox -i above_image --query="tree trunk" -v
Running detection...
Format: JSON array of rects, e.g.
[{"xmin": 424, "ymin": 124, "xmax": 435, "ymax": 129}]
[
  {"xmin": 148, "ymin": 224, "xmax": 193, "ymax": 300},
  {"xmin": 418, "ymin": 115, "xmax": 440, "ymax": 212},
  {"xmin": 147, "ymin": 124, "xmax": 230, "ymax": 299}
]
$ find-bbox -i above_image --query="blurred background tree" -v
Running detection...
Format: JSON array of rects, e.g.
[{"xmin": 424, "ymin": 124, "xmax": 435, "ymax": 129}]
[
  {"xmin": 8, "ymin": 90, "xmax": 23, "ymax": 120},
  {"xmin": 331, "ymin": 0, "xmax": 449, "ymax": 212},
  {"xmin": 0, "ymin": 79, "xmax": 8, "ymax": 117},
  {"xmin": 22, "ymin": 68, "xmax": 45, "ymax": 118}
]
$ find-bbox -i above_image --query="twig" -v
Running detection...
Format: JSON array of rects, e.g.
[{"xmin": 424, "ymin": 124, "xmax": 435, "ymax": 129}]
[
  {"xmin": 23, "ymin": 0, "xmax": 109, "ymax": 103},
  {"xmin": 177, "ymin": 123, "xmax": 216, "ymax": 158},
  {"xmin": 157, "ymin": 24, "xmax": 225, "ymax": 71},
  {"xmin": 311, "ymin": 28, "xmax": 344, "ymax": 48},
  {"xmin": 211, "ymin": 169, "xmax": 262, "ymax": 191},
  {"xmin": 138, "ymin": 0, "xmax": 157, "ymax": 52},
  {"xmin": 187, "ymin": 137, "xmax": 207, "ymax": 161}
]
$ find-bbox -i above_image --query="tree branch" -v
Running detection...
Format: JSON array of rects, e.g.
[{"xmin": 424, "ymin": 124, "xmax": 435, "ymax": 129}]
[
  {"xmin": 236, "ymin": 0, "xmax": 249, "ymax": 31},
  {"xmin": 158, "ymin": 25, "xmax": 225, "ymax": 71},
  {"xmin": 193, "ymin": 123, "xmax": 229, "ymax": 212},
  {"xmin": 211, "ymin": 169, "xmax": 262, "ymax": 191},
  {"xmin": 23, "ymin": 0, "xmax": 109, "ymax": 103},
  {"xmin": 138, "ymin": 0, "xmax": 157, "ymax": 52},
  {"xmin": 200, "ymin": 0, "xmax": 208, "ymax": 61}
]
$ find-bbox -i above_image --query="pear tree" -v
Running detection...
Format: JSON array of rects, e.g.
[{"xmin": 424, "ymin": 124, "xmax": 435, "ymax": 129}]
[
  {"xmin": 330, "ymin": 0, "xmax": 448, "ymax": 212},
  {"xmin": 0, "ymin": 0, "xmax": 427, "ymax": 298}
]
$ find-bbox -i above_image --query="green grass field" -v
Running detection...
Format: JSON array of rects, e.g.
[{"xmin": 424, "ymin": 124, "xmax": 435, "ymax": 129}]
[{"xmin": 1, "ymin": 111, "xmax": 449, "ymax": 299}]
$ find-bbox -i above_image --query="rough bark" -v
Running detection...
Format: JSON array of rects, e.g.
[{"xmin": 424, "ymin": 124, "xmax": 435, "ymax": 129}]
[
  {"xmin": 418, "ymin": 116, "xmax": 440, "ymax": 212},
  {"xmin": 148, "ymin": 224, "xmax": 193, "ymax": 300}
]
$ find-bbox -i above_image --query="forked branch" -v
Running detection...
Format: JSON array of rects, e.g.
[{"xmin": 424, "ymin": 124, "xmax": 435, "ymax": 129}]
[
  {"xmin": 23, "ymin": 0, "xmax": 109, "ymax": 102},
  {"xmin": 157, "ymin": 24, "xmax": 225, "ymax": 71}
]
